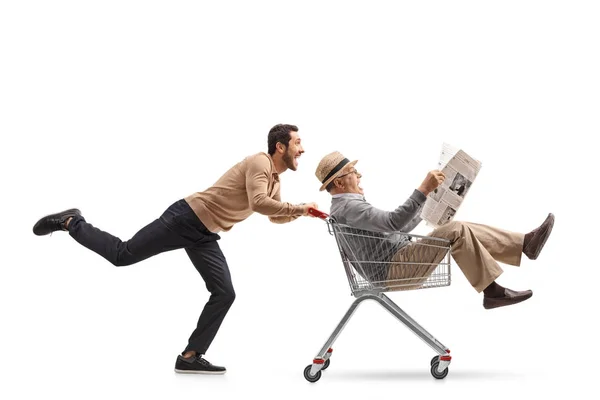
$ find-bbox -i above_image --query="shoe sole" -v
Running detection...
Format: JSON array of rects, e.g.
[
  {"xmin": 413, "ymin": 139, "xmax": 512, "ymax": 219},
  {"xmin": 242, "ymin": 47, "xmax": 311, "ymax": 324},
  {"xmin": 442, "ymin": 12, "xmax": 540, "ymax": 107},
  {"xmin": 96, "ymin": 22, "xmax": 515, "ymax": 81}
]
[
  {"xmin": 524, "ymin": 213, "xmax": 554, "ymax": 260},
  {"xmin": 174, "ymin": 369, "xmax": 226, "ymax": 375}
]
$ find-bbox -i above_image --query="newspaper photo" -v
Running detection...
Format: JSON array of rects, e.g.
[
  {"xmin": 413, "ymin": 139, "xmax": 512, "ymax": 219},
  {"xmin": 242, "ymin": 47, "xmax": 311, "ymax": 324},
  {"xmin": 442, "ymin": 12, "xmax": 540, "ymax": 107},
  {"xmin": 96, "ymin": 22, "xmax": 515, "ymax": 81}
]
[{"xmin": 420, "ymin": 143, "xmax": 482, "ymax": 227}]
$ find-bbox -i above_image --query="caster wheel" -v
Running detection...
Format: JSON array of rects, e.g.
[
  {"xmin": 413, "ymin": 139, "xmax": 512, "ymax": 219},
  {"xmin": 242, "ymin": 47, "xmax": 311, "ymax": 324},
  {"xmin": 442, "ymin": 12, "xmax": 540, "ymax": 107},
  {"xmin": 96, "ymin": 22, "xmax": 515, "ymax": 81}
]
[
  {"xmin": 430, "ymin": 356, "xmax": 439, "ymax": 366},
  {"xmin": 430, "ymin": 361, "xmax": 449, "ymax": 379},
  {"xmin": 322, "ymin": 359, "xmax": 331, "ymax": 371},
  {"xmin": 304, "ymin": 365, "xmax": 322, "ymax": 383}
]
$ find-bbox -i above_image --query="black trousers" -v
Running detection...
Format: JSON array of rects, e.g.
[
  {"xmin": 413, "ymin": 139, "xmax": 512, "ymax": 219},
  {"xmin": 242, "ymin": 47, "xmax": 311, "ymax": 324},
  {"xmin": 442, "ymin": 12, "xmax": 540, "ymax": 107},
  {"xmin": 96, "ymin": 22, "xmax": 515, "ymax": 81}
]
[{"xmin": 67, "ymin": 199, "xmax": 235, "ymax": 355}]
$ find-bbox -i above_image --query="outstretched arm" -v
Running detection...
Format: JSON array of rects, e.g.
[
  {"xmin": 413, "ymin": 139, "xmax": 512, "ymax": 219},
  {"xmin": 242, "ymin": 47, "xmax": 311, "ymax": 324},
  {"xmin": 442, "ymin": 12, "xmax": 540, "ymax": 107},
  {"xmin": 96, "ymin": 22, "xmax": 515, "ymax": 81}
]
[
  {"xmin": 339, "ymin": 170, "xmax": 445, "ymax": 232},
  {"xmin": 245, "ymin": 155, "xmax": 308, "ymax": 218},
  {"xmin": 344, "ymin": 189, "xmax": 427, "ymax": 232},
  {"xmin": 268, "ymin": 191, "xmax": 300, "ymax": 224}
]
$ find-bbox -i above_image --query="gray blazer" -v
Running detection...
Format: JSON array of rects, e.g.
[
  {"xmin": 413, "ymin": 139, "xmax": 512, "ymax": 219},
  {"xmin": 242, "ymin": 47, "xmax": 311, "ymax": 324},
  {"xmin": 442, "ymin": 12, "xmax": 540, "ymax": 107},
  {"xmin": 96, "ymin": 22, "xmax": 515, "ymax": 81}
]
[{"xmin": 329, "ymin": 190, "xmax": 427, "ymax": 282}]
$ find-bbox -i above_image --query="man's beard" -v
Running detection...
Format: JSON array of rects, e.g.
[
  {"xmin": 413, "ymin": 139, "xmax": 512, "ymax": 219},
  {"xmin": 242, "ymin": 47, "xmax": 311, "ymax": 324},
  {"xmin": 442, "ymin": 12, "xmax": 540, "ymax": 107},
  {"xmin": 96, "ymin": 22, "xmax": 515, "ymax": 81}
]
[{"xmin": 283, "ymin": 150, "xmax": 296, "ymax": 171}]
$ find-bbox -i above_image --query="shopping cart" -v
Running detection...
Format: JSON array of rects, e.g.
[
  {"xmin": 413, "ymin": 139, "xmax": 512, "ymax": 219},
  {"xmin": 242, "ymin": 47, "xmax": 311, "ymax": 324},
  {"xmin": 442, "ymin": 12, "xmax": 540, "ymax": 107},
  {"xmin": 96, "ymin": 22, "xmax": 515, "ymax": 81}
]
[{"xmin": 303, "ymin": 208, "xmax": 453, "ymax": 382}]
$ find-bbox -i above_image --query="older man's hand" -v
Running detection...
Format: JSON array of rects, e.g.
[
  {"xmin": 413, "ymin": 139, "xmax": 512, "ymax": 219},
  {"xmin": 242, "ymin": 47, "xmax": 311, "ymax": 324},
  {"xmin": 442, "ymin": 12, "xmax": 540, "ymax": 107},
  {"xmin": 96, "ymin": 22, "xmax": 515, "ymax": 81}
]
[{"xmin": 417, "ymin": 170, "xmax": 445, "ymax": 196}]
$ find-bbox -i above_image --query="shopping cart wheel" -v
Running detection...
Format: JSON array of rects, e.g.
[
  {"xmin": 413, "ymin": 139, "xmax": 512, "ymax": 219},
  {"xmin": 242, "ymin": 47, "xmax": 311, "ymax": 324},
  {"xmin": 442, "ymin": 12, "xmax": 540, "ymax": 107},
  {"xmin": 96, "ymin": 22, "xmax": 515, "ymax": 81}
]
[
  {"xmin": 322, "ymin": 359, "xmax": 331, "ymax": 371},
  {"xmin": 430, "ymin": 361, "xmax": 449, "ymax": 379},
  {"xmin": 303, "ymin": 365, "xmax": 322, "ymax": 383},
  {"xmin": 430, "ymin": 356, "xmax": 439, "ymax": 366}
]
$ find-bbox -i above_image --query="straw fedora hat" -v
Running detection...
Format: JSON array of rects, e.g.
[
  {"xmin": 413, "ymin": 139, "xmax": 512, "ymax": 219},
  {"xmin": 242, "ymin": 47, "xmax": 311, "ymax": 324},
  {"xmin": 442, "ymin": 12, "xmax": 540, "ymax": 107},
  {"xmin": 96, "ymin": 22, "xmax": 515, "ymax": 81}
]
[{"xmin": 315, "ymin": 151, "xmax": 358, "ymax": 191}]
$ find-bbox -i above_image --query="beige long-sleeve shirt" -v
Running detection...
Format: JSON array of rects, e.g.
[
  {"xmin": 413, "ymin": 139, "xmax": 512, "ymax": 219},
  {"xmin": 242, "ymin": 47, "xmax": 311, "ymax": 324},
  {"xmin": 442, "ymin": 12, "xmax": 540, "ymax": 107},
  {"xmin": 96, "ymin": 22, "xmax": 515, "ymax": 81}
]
[{"xmin": 184, "ymin": 152, "xmax": 305, "ymax": 233}]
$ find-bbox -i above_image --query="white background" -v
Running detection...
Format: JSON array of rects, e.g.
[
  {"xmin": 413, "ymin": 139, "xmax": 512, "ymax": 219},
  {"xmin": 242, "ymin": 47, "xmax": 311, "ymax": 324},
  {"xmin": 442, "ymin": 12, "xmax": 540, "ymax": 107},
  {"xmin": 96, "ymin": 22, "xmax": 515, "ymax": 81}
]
[{"xmin": 1, "ymin": 1, "xmax": 598, "ymax": 399}]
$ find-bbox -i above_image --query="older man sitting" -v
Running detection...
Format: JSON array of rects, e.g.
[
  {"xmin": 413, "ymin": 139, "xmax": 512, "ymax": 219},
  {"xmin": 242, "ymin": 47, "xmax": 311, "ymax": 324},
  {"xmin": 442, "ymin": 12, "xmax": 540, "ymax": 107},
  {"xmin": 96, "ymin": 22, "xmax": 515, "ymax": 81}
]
[{"xmin": 315, "ymin": 151, "xmax": 554, "ymax": 309}]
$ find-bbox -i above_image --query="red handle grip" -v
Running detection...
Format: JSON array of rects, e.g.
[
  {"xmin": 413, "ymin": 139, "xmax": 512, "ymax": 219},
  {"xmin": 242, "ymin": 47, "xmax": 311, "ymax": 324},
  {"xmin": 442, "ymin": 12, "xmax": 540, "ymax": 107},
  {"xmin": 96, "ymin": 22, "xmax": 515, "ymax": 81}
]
[{"xmin": 308, "ymin": 208, "xmax": 329, "ymax": 219}]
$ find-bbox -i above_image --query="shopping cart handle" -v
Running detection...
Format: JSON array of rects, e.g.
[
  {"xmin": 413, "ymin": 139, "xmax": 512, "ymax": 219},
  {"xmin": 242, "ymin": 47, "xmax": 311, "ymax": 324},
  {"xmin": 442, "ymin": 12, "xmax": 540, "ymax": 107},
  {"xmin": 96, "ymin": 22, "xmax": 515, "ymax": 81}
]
[{"xmin": 308, "ymin": 208, "xmax": 329, "ymax": 219}]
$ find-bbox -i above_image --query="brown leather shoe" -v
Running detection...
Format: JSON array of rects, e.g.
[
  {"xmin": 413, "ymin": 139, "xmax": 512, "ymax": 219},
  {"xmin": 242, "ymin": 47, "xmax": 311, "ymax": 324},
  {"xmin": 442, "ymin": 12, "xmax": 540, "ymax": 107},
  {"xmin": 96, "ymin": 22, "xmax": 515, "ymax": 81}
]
[
  {"xmin": 483, "ymin": 288, "xmax": 533, "ymax": 310},
  {"xmin": 523, "ymin": 213, "xmax": 554, "ymax": 260}
]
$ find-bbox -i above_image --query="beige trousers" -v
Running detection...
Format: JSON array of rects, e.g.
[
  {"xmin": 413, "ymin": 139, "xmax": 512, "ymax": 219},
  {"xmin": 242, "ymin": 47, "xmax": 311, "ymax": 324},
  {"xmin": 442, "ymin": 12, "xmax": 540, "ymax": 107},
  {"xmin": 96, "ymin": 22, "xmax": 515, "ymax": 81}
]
[{"xmin": 387, "ymin": 221, "xmax": 524, "ymax": 292}]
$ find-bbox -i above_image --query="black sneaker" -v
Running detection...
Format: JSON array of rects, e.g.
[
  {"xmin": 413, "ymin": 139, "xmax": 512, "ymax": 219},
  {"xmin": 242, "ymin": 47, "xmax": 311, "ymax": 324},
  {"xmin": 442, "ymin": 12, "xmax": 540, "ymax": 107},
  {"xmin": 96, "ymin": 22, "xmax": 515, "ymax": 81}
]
[
  {"xmin": 33, "ymin": 208, "xmax": 81, "ymax": 236},
  {"xmin": 174, "ymin": 355, "xmax": 226, "ymax": 374}
]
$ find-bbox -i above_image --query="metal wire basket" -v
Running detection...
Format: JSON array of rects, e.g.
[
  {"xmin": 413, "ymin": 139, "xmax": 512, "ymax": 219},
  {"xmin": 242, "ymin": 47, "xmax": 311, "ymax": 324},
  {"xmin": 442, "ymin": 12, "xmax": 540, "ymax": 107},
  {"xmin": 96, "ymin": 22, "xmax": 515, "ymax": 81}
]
[{"xmin": 328, "ymin": 219, "xmax": 452, "ymax": 294}]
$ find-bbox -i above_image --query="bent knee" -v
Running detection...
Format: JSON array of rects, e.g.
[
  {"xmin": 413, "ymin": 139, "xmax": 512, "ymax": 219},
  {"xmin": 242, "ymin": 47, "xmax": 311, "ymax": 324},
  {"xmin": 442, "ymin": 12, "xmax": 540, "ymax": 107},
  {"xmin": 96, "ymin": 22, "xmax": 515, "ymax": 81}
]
[
  {"xmin": 433, "ymin": 220, "xmax": 469, "ymax": 242},
  {"xmin": 444, "ymin": 220, "xmax": 466, "ymax": 231},
  {"xmin": 218, "ymin": 288, "xmax": 236, "ymax": 306},
  {"xmin": 112, "ymin": 255, "xmax": 135, "ymax": 267}
]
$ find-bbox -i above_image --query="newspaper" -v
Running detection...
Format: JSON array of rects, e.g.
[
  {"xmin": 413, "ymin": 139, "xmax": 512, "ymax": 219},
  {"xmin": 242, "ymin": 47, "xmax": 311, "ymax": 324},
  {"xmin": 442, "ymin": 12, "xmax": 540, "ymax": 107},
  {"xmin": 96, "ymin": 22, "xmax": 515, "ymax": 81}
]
[{"xmin": 420, "ymin": 143, "xmax": 482, "ymax": 227}]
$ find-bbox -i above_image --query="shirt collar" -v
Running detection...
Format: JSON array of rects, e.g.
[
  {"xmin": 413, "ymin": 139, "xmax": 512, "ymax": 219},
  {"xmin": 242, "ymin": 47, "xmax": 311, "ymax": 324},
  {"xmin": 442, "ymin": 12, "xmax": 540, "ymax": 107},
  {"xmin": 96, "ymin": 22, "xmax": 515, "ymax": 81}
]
[{"xmin": 332, "ymin": 193, "xmax": 364, "ymax": 200}]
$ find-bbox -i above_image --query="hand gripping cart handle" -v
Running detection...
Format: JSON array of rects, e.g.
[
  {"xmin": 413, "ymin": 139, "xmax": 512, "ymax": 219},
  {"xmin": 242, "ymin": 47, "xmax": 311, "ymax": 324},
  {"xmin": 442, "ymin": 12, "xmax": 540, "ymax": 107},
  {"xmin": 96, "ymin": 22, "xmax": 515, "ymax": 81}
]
[{"xmin": 303, "ymin": 208, "xmax": 453, "ymax": 382}]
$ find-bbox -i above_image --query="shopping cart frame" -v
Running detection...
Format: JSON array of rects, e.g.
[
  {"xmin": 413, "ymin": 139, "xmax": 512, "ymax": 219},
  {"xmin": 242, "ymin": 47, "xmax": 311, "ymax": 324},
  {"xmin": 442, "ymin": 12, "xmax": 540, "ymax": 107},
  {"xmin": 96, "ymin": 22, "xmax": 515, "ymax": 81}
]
[{"xmin": 303, "ymin": 208, "xmax": 453, "ymax": 382}]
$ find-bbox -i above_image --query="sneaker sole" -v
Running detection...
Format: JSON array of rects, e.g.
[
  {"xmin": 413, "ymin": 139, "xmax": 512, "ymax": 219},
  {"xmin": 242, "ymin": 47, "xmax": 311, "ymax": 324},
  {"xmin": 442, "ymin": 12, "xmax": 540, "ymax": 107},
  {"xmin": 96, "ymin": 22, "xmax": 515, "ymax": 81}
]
[{"xmin": 174, "ymin": 369, "xmax": 226, "ymax": 375}]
